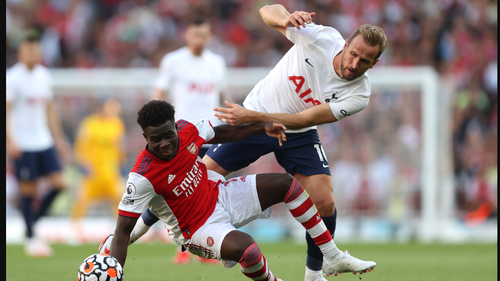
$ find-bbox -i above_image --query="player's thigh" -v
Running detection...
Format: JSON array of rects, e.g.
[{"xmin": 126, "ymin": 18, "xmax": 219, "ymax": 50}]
[
  {"xmin": 205, "ymin": 134, "xmax": 276, "ymax": 173},
  {"xmin": 186, "ymin": 207, "xmax": 236, "ymax": 261},
  {"xmin": 255, "ymin": 173, "xmax": 294, "ymax": 211},
  {"xmin": 220, "ymin": 230, "xmax": 255, "ymax": 262},
  {"xmin": 82, "ymin": 176, "xmax": 102, "ymax": 199},
  {"xmin": 219, "ymin": 175, "xmax": 273, "ymax": 228},
  {"xmin": 39, "ymin": 147, "xmax": 64, "ymax": 189},
  {"xmin": 13, "ymin": 150, "xmax": 40, "ymax": 182},
  {"xmin": 274, "ymin": 131, "xmax": 331, "ymax": 176}
]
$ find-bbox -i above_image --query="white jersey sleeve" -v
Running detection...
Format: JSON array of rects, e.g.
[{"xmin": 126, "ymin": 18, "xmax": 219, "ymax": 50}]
[
  {"xmin": 218, "ymin": 57, "xmax": 228, "ymax": 92},
  {"xmin": 118, "ymin": 172, "xmax": 157, "ymax": 217},
  {"xmin": 6, "ymin": 70, "xmax": 16, "ymax": 103},
  {"xmin": 186, "ymin": 118, "xmax": 216, "ymax": 143},
  {"xmin": 329, "ymin": 94, "xmax": 369, "ymax": 121},
  {"xmin": 44, "ymin": 68, "xmax": 54, "ymax": 100},
  {"xmin": 286, "ymin": 23, "xmax": 341, "ymax": 46},
  {"xmin": 155, "ymin": 54, "xmax": 174, "ymax": 91}
]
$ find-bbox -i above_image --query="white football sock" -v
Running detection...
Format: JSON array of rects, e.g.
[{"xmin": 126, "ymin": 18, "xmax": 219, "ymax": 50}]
[{"xmin": 129, "ymin": 216, "xmax": 150, "ymax": 245}]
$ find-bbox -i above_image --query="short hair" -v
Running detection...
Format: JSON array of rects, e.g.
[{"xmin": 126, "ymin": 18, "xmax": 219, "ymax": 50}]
[
  {"xmin": 348, "ymin": 24, "xmax": 387, "ymax": 61},
  {"xmin": 187, "ymin": 17, "xmax": 209, "ymax": 27},
  {"xmin": 22, "ymin": 28, "xmax": 41, "ymax": 43},
  {"xmin": 137, "ymin": 100, "xmax": 175, "ymax": 130}
]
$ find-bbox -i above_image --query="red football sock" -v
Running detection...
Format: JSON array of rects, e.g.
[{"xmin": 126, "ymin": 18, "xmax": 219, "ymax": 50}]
[
  {"xmin": 239, "ymin": 242, "xmax": 278, "ymax": 281},
  {"xmin": 284, "ymin": 179, "xmax": 339, "ymax": 259}
]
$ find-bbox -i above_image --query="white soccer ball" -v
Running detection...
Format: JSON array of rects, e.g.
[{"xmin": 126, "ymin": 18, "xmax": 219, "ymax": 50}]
[{"xmin": 78, "ymin": 253, "xmax": 124, "ymax": 281}]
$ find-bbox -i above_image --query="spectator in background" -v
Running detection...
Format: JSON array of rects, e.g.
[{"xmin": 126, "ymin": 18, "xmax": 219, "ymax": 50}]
[
  {"xmin": 70, "ymin": 97, "xmax": 126, "ymax": 243},
  {"xmin": 151, "ymin": 17, "xmax": 229, "ymax": 265},
  {"xmin": 6, "ymin": 29, "xmax": 70, "ymax": 257}
]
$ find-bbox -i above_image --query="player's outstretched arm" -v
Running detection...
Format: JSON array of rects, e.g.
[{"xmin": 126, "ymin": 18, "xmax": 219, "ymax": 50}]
[
  {"xmin": 110, "ymin": 215, "xmax": 137, "ymax": 268},
  {"xmin": 215, "ymin": 101, "xmax": 338, "ymax": 129},
  {"xmin": 259, "ymin": 4, "xmax": 315, "ymax": 36},
  {"xmin": 209, "ymin": 122, "xmax": 287, "ymax": 146}
]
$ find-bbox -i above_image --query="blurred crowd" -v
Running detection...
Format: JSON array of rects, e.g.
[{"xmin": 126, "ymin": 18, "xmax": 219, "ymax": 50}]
[{"xmin": 6, "ymin": 0, "xmax": 497, "ymax": 222}]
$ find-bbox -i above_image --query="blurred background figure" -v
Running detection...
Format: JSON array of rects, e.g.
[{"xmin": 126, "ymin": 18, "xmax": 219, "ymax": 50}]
[
  {"xmin": 152, "ymin": 16, "xmax": 228, "ymax": 265},
  {"xmin": 153, "ymin": 17, "xmax": 230, "ymax": 126},
  {"xmin": 6, "ymin": 29, "xmax": 71, "ymax": 257},
  {"xmin": 70, "ymin": 97, "xmax": 126, "ymax": 244}
]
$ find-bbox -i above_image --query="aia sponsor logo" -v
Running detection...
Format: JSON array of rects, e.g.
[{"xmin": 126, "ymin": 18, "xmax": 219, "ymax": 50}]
[{"xmin": 187, "ymin": 142, "xmax": 199, "ymax": 155}]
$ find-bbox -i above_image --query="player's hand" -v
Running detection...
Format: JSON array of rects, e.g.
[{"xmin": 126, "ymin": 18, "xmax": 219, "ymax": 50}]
[
  {"xmin": 264, "ymin": 122, "xmax": 287, "ymax": 146},
  {"xmin": 6, "ymin": 141, "xmax": 22, "ymax": 159},
  {"xmin": 214, "ymin": 101, "xmax": 259, "ymax": 126},
  {"xmin": 55, "ymin": 139, "xmax": 72, "ymax": 165},
  {"xmin": 284, "ymin": 11, "xmax": 316, "ymax": 30}
]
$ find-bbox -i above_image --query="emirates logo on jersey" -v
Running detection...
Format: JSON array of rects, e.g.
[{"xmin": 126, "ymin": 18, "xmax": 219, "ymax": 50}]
[{"xmin": 187, "ymin": 142, "xmax": 199, "ymax": 155}]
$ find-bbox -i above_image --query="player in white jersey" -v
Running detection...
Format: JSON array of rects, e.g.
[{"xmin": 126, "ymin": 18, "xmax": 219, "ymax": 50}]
[
  {"xmin": 6, "ymin": 30, "xmax": 70, "ymax": 257},
  {"xmin": 205, "ymin": 5, "xmax": 388, "ymax": 281},
  {"xmin": 152, "ymin": 17, "xmax": 229, "ymax": 264},
  {"xmin": 153, "ymin": 18, "xmax": 228, "ymax": 127},
  {"xmin": 98, "ymin": 100, "xmax": 376, "ymax": 280}
]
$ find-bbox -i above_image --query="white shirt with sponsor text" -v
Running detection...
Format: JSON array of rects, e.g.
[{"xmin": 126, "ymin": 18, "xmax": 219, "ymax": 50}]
[
  {"xmin": 242, "ymin": 23, "xmax": 371, "ymax": 131},
  {"xmin": 6, "ymin": 62, "xmax": 55, "ymax": 151},
  {"xmin": 155, "ymin": 47, "xmax": 227, "ymax": 125}
]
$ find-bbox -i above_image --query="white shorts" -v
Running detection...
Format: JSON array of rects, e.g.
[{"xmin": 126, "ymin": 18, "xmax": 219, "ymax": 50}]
[{"xmin": 184, "ymin": 172, "xmax": 273, "ymax": 267}]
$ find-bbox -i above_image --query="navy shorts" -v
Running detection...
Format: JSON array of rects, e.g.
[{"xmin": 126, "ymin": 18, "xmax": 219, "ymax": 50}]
[
  {"xmin": 206, "ymin": 129, "xmax": 330, "ymax": 176},
  {"xmin": 199, "ymin": 144, "xmax": 211, "ymax": 158},
  {"xmin": 13, "ymin": 146, "xmax": 62, "ymax": 181}
]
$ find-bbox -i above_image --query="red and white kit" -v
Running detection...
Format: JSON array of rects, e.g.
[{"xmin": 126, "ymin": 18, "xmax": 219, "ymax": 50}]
[{"xmin": 118, "ymin": 119, "xmax": 272, "ymax": 261}]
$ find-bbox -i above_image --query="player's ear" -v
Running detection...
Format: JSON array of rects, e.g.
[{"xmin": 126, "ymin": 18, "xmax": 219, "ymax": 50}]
[
  {"xmin": 343, "ymin": 40, "xmax": 349, "ymax": 51},
  {"xmin": 142, "ymin": 133, "xmax": 148, "ymax": 141},
  {"xmin": 370, "ymin": 58, "xmax": 380, "ymax": 69}
]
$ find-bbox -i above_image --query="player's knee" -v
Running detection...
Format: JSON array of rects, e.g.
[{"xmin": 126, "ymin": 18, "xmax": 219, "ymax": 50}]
[
  {"xmin": 221, "ymin": 231, "xmax": 255, "ymax": 262},
  {"xmin": 18, "ymin": 181, "xmax": 38, "ymax": 196},
  {"xmin": 281, "ymin": 173, "xmax": 295, "ymax": 187},
  {"xmin": 48, "ymin": 172, "xmax": 66, "ymax": 191},
  {"xmin": 53, "ymin": 184, "xmax": 66, "ymax": 191},
  {"xmin": 276, "ymin": 173, "xmax": 295, "ymax": 197},
  {"xmin": 315, "ymin": 199, "xmax": 335, "ymax": 217}
]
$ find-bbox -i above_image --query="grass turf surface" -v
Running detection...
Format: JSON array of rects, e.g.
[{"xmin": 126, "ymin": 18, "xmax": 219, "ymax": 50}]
[{"xmin": 6, "ymin": 241, "xmax": 497, "ymax": 281}]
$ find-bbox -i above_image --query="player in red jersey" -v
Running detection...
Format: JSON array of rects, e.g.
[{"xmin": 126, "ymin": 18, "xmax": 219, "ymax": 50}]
[{"xmin": 104, "ymin": 100, "xmax": 375, "ymax": 280}]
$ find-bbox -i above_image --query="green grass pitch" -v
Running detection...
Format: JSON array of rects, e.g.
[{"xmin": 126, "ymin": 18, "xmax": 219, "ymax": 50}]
[{"xmin": 6, "ymin": 241, "xmax": 497, "ymax": 281}]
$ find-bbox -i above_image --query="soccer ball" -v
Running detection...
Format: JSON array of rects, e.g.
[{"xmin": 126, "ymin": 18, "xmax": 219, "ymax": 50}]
[{"xmin": 78, "ymin": 253, "xmax": 124, "ymax": 281}]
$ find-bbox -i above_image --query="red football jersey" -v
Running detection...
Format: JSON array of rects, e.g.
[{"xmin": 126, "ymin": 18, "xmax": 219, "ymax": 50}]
[{"xmin": 118, "ymin": 119, "xmax": 219, "ymax": 244}]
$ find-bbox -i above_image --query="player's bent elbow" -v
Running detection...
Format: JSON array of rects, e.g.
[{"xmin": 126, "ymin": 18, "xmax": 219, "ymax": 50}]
[{"xmin": 259, "ymin": 5, "xmax": 272, "ymax": 15}]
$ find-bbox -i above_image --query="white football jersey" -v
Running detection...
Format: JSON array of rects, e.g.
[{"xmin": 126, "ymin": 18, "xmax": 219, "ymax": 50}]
[
  {"xmin": 155, "ymin": 47, "xmax": 227, "ymax": 125},
  {"xmin": 6, "ymin": 62, "xmax": 54, "ymax": 151},
  {"xmin": 243, "ymin": 23, "xmax": 371, "ymax": 131}
]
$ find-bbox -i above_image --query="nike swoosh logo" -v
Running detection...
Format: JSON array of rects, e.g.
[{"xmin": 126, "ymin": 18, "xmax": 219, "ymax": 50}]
[
  {"xmin": 305, "ymin": 58, "xmax": 314, "ymax": 68},
  {"xmin": 323, "ymin": 164, "xmax": 329, "ymax": 168},
  {"xmin": 104, "ymin": 246, "xmax": 110, "ymax": 254}
]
